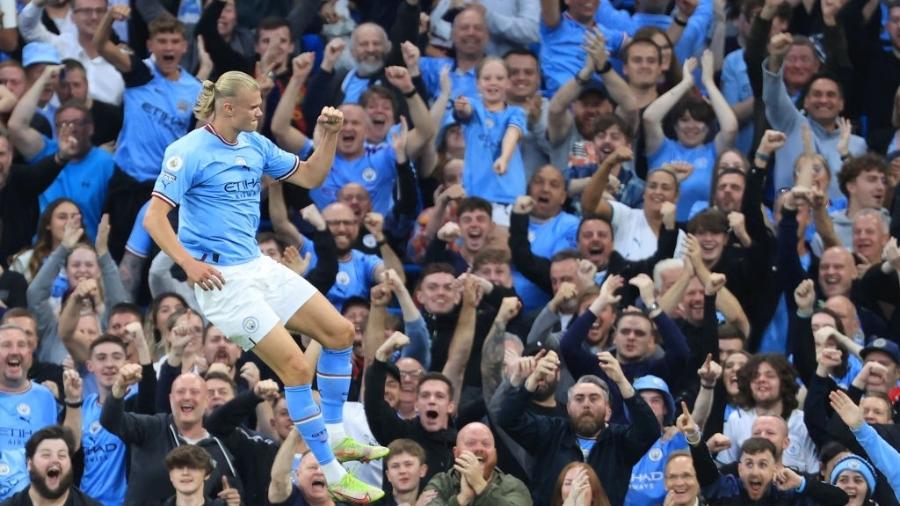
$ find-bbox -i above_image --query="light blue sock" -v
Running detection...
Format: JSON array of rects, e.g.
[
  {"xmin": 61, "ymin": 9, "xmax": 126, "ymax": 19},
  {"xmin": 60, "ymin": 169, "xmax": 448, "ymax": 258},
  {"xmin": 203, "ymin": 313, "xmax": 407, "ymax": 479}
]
[
  {"xmin": 284, "ymin": 384, "xmax": 337, "ymax": 467},
  {"xmin": 316, "ymin": 347, "xmax": 352, "ymax": 437}
]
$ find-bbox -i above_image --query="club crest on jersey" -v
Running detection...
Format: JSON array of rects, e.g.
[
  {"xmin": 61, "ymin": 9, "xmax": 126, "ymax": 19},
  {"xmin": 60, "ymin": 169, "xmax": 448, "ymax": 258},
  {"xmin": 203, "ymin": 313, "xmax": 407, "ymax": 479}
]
[
  {"xmin": 336, "ymin": 272, "xmax": 350, "ymax": 285},
  {"xmin": 648, "ymin": 448, "xmax": 663, "ymax": 462},
  {"xmin": 485, "ymin": 118, "xmax": 495, "ymax": 129},
  {"xmin": 0, "ymin": 464, "xmax": 9, "ymax": 476},
  {"xmin": 16, "ymin": 403, "xmax": 30, "ymax": 417},
  {"xmin": 165, "ymin": 155, "xmax": 184, "ymax": 172},
  {"xmin": 235, "ymin": 156, "xmax": 247, "ymax": 167},
  {"xmin": 362, "ymin": 168, "xmax": 377, "ymax": 183},
  {"xmin": 177, "ymin": 100, "xmax": 189, "ymax": 112},
  {"xmin": 90, "ymin": 421, "xmax": 102, "ymax": 435}
]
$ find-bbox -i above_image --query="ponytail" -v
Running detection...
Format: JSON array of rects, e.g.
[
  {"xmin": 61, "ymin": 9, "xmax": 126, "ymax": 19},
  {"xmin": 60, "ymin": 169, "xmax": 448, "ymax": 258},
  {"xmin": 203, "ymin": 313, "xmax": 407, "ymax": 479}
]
[
  {"xmin": 192, "ymin": 71, "xmax": 260, "ymax": 122},
  {"xmin": 193, "ymin": 80, "xmax": 217, "ymax": 121}
]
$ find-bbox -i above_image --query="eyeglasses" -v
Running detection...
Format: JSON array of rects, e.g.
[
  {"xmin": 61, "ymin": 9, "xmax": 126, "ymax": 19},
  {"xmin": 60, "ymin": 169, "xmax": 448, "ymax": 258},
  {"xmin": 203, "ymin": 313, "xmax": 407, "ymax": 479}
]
[
  {"xmin": 399, "ymin": 370, "xmax": 423, "ymax": 378},
  {"xmin": 56, "ymin": 119, "xmax": 90, "ymax": 129},
  {"xmin": 74, "ymin": 7, "xmax": 108, "ymax": 16}
]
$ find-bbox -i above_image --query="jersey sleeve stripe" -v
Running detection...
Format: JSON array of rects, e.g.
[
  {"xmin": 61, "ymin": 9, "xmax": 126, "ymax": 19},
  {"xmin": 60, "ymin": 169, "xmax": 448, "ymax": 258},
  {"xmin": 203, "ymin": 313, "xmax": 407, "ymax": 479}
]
[
  {"xmin": 151, "ymin": 191, "xmax": 178, "ymax": 208},
  {"xmin": 275, "ymin": 155, "xmax": 301, "ymax": 182}
]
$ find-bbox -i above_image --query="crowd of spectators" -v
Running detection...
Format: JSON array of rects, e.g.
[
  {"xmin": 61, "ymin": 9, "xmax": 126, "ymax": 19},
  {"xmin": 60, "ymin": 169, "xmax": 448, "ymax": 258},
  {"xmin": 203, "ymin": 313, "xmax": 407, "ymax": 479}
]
[{"xmin": 0, "ymin": 0, "xmax": 898, "ymax": 504}]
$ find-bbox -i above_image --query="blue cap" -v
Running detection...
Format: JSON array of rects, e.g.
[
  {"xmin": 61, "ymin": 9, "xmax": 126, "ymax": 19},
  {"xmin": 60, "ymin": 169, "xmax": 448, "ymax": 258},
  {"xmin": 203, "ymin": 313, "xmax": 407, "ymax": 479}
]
[
  {"xmin": 830, "ymin": 455, "xmax": 876, "ymax": 497},
  {"xmin": 633, "ymin": 375, "xmax": 676, "ymax": 425},
  {"xmin": 861, "ymin": 338, "xmax": 900, "ymax": 365},
  {"xmin": 22, "ymin": 42, "xmax": 61, "ymax": 68}
]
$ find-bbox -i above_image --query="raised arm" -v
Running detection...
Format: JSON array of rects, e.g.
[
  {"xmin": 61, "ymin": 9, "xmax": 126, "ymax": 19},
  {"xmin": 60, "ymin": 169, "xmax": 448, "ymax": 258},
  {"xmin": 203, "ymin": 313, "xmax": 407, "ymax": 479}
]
[
  {"xmin": 762, "ymin": 33, "xmax": 803, "ymax": 132},
  {"xmin": 480, "ymin": 296, "xmax": 521, "ymax": 403},
  {"xmin": 442, "ymin": 276, "xmax": 480, "ymax": 403},
  {"xmin": 363, "ymin": 212, "xmax": 406, "ymax": 284},
  {"xmin": 363, "ymin": 283, "xmax": 391, "ymax": 368},
  {"xmin": 266, "ymin": 182, "xmax": 303, "ymax": 246},
  {"xmin": 384, "ymin": 270, "xmax": 431, "ymax": 368},
  {"xmin": 643, "ymin": 58, "xmax": 698, "ymax": 156},
  {"xmin": 581, "ymin": 146, "xmax": 634, "ymax": 217},
  {"xmin": 385, "ymin": 60, "xmax": 435, "ymax": 159},
  {"xmin": 93, "ymin": 5, "xmax": 134, "ymax": 73},
  {"xmin": 540, "ymin": 0, "xmax": 561, "ymax": 28},
  {"xmin": 700, "ymin": 50, "xmax": 738, "ymax": 153},
  {"xmin": 586, "ymin": 29, "xmax": 638, "ymax": 123},
  {"xmin": 8, "ymin": 65, "xmax": 55, "ymax": 160},
  {"xmin": 272, "ymin": 54, "xmax": 314, "ymax": 154},
  {"xmin": 268, "ymin": 428, "xmax": 306, "ymax": 504},
  {"xmin": 283, "ymin": 108, "xmax": 342, "ymax": 189}
]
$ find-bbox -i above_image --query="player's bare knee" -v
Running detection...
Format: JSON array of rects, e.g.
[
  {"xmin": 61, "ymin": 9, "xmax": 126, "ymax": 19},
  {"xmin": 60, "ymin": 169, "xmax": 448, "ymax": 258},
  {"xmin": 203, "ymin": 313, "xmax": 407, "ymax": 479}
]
[
  {"xmin": 280, "ymin": 352, "xmax": 313, "ymax": 386},
  {"xmin": 331, "ymin": 318, "xmax": 355, "ymax": 349}
]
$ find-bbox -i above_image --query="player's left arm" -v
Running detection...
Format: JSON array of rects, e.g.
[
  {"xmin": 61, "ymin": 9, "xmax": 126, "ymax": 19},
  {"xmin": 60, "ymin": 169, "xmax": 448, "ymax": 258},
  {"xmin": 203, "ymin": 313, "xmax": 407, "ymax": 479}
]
[{"xmin": 283, "ymin": 107, "xmax": 343, "ymax": 189}]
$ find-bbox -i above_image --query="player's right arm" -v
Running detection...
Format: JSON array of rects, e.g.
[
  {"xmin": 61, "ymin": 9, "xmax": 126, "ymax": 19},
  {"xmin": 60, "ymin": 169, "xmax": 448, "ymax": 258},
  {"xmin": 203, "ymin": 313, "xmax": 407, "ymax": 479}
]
[
  {"xmin": 284, "ymin": 107, "xmax": 343, "ymax": 189},
  {"xmin": 143, "ymin": 198, "xmax": 224, "ymax": 290},
  {"xmin": 145, "ymin": 149, "xmax": 225, "ymax": 291}
]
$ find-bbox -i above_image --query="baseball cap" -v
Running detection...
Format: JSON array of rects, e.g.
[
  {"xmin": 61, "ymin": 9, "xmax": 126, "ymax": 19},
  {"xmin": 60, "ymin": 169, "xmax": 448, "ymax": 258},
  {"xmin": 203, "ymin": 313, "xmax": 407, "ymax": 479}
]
[
  {"xmin": 860, "ymin": 338, "xmax": 900, "ymax": 365},
  {"xmin": 22, "ymin": 42, "xmax": 61, "ymax": 68},
  {"xmin": 633, "ymin": 375, "xmax": 676, "ymax": 425},
  {"xmin": 578, "ymin": 79, "xmax": 609, "ymax": 101}
]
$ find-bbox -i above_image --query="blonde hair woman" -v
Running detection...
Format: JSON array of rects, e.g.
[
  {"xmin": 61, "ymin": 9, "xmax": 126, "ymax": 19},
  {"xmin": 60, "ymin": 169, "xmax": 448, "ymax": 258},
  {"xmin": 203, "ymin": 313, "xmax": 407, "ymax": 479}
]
[{"xmin": 142, "ymin": 71, "xmax": 385, "ymax": 502}]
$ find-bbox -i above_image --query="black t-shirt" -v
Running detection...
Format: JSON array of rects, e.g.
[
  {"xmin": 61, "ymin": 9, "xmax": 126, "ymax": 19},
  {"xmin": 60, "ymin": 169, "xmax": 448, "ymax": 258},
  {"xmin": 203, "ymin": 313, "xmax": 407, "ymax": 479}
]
[{"xmin": 90, "ymin": 100, "xmax": 123, "ymax": 146}]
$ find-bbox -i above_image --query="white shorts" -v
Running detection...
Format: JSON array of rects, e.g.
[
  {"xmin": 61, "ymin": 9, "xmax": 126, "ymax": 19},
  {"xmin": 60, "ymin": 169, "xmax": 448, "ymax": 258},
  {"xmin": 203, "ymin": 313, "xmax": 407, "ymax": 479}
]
[{"xmin": 193, "ymin": 255, "xmax": 317, "ymax": 351}]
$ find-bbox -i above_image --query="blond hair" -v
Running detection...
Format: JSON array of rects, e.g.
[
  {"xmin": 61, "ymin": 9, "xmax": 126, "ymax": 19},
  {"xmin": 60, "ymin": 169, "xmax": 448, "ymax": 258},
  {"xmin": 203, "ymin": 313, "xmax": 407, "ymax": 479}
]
[{"xmin": 193, "ymin": 71, "xmax": 260, "ymax": 121}]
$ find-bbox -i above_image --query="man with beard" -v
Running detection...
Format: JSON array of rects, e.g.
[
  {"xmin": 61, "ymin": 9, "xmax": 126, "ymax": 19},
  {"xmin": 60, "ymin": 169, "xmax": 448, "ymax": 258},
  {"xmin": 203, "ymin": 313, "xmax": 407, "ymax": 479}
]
[
  {"xmin": 498, "ymin": 355, "xmax": 660, "ymax": 505},
  {"xmin": 336, "ymin": 181, "xmax": 418, "ymax": 258},
  {"xmin": 321, "ymin": 202, "xmax": 394, "ymax": 311},
  {"xmin": 200, "ymin": 325, "xmax": 259, "ymax": 396},
  {"xmin": 423, "ymin": 422, "xmax": 531, "ymax": 504},
  {"xmin": 692, "ymin": 437, "xmax": 848, "ymax": 504},
  {"xmin": 0, "ymin": 325, "xmax": 58, "ymax": 500},
  {"xmin": 719, "ymin": 354, "xmax": 819, "ymax": 475},
  {"xmin": 1, "ymin": 426, "xmax": 100, "ymax": 506}
]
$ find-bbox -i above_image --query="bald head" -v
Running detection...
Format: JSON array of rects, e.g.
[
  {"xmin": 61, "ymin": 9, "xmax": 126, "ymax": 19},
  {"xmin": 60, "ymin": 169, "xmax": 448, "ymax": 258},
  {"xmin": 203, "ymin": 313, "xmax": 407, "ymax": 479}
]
[
  {"xmin": 170, "ymin": 373, "xmax": 208, "ymax": 428},
  {"xmin": 751, "ymin": 415, "xmax": 789, "ymax": 459},
  {"xmin": 323, "ymin": 202, "xmax": 359, "ymax": 251},
  {"xmin": 819, "ymin": 247, "xmax": 857, "ymax": 297},
  {"xmin": 454, "ymin": 422, "xmax": 497, "ymax": 477}
]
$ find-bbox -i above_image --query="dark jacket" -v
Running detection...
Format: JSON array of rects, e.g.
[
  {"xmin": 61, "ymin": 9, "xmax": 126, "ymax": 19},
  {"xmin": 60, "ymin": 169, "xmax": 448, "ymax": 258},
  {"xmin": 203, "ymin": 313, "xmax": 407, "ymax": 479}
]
[
  {"xmin": 0, "ymin": 158, "xmax": 66, "ymax": 266},
  {"xmin": 99, "ymin": 395, "xmax": 244, "ymax": 506},
  {"xmin": 205, "ymin": 391, "xmax": 281, "ymax": 506},
  {"xmin": 0, "ymin": 488, "xmax": 101, "ymax": 506},
  {"xmin": 364, "ymin": 359, "xmax": 457, "ymax": 487},
  {"xmin": 0, "ymin": 487, "xmax": 102, "ymax": 506},
  {"xmin": 560, "ymin": 309, "xmax": 690, "ymax": 424},
  {"xmin": 496, "ymin": 384, "xmax": 660, "ymax": 506}
]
